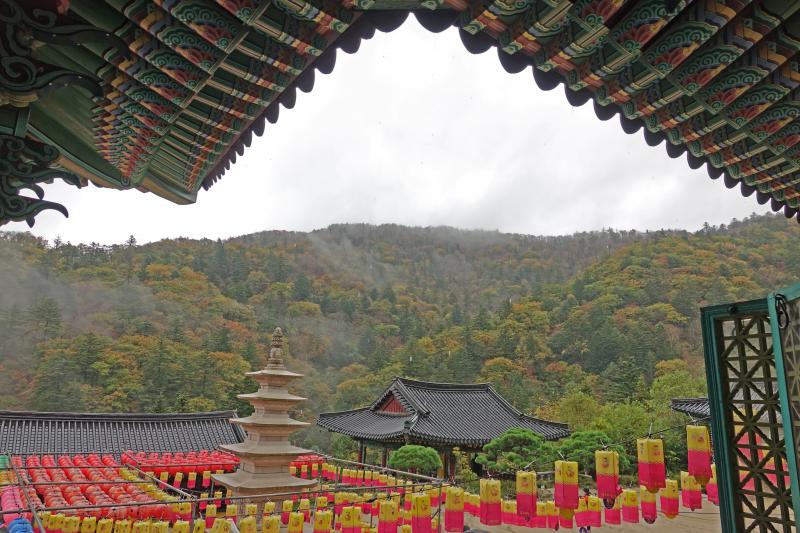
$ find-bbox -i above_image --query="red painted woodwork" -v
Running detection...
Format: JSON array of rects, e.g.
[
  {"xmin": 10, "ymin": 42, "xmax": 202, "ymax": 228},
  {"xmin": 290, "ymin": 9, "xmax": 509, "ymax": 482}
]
[{"xmin": 376, "ymin": 394, "xmax": 407, "ymax": 414}]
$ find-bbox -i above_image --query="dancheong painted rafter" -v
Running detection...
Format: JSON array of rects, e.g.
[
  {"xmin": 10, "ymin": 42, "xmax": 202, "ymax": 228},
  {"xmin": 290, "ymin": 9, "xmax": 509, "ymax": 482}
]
[{"xmin": 2, "ymin": 0, "xmax": 800, "ymax": 225}]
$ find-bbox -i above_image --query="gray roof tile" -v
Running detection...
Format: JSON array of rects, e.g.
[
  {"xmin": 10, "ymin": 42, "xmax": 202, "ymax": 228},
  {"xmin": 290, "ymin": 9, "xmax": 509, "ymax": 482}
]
[
  {"xmin": 670, "ymin": 398, "xmax": 710, "ymax": 419},
  {"xmin": 317, "ymin": 377, "xmax": 569, "ymax": 447},
  {"xmin": 0, "ymin": 410, "xmax": 246, "ymax": 455}
]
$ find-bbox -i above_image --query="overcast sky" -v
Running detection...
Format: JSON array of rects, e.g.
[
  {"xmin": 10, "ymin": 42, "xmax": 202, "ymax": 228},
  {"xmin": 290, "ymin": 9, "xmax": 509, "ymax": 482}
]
[{"xmin": 8, "ymin": 19, "xmax": 769, "ymax": 245}]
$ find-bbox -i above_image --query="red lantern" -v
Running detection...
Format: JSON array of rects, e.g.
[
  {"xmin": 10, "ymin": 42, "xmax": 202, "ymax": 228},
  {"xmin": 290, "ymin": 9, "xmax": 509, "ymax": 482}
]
[
  {"xmin": 621, "ymin": 490, "xmax": 638, "ymax": 524},
  {"xmin": 637, "ymin": 438, "xmax": 666, "ymax": 493},
  {"xmin": 660, "ymin": 479, "xmax": 679, "ymax": 519},
  {"xmin": 707, "ymin": 465, "xmax": 719, "ymax": 505},
  {"xmin": 687, "ymin": 425, "xmax": 713, "ymax": 485},
  {"xmin": 681, "ymin": 472, "xmax": 702, "ymax": 511},
  {"xmin": 604, "ymin": 497, "xmax": 621, "ymax": 526},
  {"xmin": 594, "ymin": 450, "xmax": 619, "ymax": 504},
  {"xmin": 640, "ymin": 486, "xmax": 657, "ymax": 524},
  {"xmin": 553, "ymin": 461, "xmax": 579, "ymax": 510},
  {"xmin": 515, "ymin": 471, "xmax": 536, "ymax": 519}
]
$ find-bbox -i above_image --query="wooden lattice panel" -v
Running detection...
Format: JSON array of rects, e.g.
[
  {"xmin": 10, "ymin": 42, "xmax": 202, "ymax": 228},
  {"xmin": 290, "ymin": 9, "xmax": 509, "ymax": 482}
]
[{"xmin": 716, "ymin": 311, "xmax": 794, "ymax": 532}]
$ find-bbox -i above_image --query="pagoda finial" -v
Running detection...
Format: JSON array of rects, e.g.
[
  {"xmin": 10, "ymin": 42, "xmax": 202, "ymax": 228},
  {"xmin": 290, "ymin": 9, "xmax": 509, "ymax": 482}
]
[{"xmin": 267, "ymin": 327, "xmax": 285, "ymax": 368}]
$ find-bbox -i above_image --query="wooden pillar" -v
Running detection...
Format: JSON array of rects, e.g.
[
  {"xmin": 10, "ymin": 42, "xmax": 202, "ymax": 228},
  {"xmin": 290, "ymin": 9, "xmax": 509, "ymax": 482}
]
[
  {"xmin": 447, "ymin": 450, "xmax": 456, "ymax": 480},
  {"xmin": 357, "ymin": 442, "xmax": 364, "ymax": 463},
  {"xmin": 363, "ymin": 444, "xmax": 368, "ymax": 465},
  {"xmin": 381, "ymin": 447, "xmax": 388, "ymax": 467}
]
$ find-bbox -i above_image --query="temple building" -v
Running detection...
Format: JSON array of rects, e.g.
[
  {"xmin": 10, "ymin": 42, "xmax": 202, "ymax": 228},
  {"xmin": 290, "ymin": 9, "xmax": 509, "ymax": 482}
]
[
  {"xmin": 316, "ymin": 377, "xmax": 569, "ymax": 478},
  {"xmin": 0, "ymin": 410, "xmax": 244, "ymax": 455}
]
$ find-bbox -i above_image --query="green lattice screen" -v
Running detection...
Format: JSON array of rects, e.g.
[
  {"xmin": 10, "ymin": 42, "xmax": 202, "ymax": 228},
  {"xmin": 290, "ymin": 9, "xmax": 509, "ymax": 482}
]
[{"xmin": 702, "ymin": 301, "xmax": 795, "ymax": 532}]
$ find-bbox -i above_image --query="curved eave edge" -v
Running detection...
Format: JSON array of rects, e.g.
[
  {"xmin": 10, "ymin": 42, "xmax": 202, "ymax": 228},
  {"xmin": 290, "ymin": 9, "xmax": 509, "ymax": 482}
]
[{"xmin": 198, "ymin": 9, "xmax": 800, "ymax": 223}]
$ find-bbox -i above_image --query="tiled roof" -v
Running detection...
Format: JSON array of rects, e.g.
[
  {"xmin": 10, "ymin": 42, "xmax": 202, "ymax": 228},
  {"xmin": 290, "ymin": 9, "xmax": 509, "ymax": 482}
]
[
  {"xmin": 0, "ymin": 410, "xmax": 245, "ymax": 456},
  {"xmin": 316, "ymin": 377, "xmax": 569, "ymax": 447},
  {"xmin": 670, "ymin": 398, "xmax": 711, "ymax": 419}
]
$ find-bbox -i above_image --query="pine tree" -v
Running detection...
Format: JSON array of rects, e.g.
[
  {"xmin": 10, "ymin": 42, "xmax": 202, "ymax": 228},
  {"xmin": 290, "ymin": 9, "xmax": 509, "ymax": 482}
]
[{"xmin": 26, "ymin": 297, "xmax": 63, "ymax": 340}]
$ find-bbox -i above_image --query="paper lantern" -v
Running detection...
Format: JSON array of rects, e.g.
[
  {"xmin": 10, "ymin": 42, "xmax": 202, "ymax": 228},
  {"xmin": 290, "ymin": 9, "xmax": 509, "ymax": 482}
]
[
  {"xmin": 96, "ymin": 519, "xmax": 112, "ymax": 533},
  {"xmin": 341, "ymin": 507, "xmax": 358, "ymax": 533},
  {"xmin": 603, "ymin": 497, "xmax": 621, "ymax": 526},
  {"xmin": 707, "ymin": 465, "xmax": 719, "ymax": 505},
  {"xmin": 554, "ymin": 461, "xmax": 579, "ymax": 510},
  {"xmin": 620, "ymin": 489, "xmax": 639, "ymax": 524},
  {"xmin": 205, "ymin": 505, "xmax": 217, "ymax": 529},
  {"xmin": 381, "ymin": 499, "xmax": 400, "ymax": 533},
  {"xmin": 187, "ymin": 472, "xmax": 197, "ymax": 489},
  {"xmin": 681, "ymin": 472, "xmax": 702, "ymax": 511},
  {"xmin": 595, "ymin": 450, "xmax": 619, "ymax": 505},
  {"xmin": 637, "ymin": 438, "xmax": 666, "ymax": 493},
  {"xmin": 515, "ymin": 471, "xmax": 537, "ymax": 519},
  {"xmin": 192, "ymin": 521, "xmax": 204, "ymax": 533},
  {"xmin": 558, "ymin": 507, "xmax": 574, "ymax": 529},
  {"xmin": 262, "ymin": 516, "xmax": 280, "ymax": 533},
  {"xmin": 226, "ymin": 504, "xmax": 238, "ymax": 525},
  {"xmin": 479, "ymin": 479, "xmax": 501, "ymax": 525},
  {"xmin": 288, "ymin": 512, "xmax": 305, "ymax": 533},
  {"xmin": 282, "ymin": 500, "xmax": 294, "ymax": 525},
  {"xmin": 640, "ymin": 486, "xmax": 657, "ymax": 524},
  {"xmin": 263, "ymin": 502, "xmax": 276, "ymax": 518},
  {"xmin": 660, "ymin": 479, "xmax": 679, "ymax": 519},
  {"xmin": 239, "ymin": 517, "xmax": 256, "ymax": 533},
  {"xmin": 545, "ymin": 502, "xmax": 559, "ymax": 530},
  {"xmin": 532, "ymin": 502, "xmax": 547, "ymax": 528},
  {"xmin": 314, "ymin": 510, "xmax": 333, "ymax": 533},
  {"xmin": 443, "ymin": 487, "xmax": 464, "ymax": 533},
  {"xmin": 411, "ymin": 493, "xmax": 432, "ymax": 533},
  {"xmin": 574, "ymin": 497, "xmax": 589, "ymax": 528},
  {"xmin": 113, "ymin": 520, "xmax": 131, "ymax": 533},
  {"xmin": 687, "ymin": 425, "xmax": 713, "ymax": 485},
  {"xmin": 587, "ymin": 496, "xmax": 602, "ymax": 528}
]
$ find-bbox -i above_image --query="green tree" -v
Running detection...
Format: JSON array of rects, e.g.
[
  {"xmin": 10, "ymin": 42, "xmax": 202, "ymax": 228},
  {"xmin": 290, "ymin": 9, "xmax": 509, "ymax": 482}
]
[
  {"xmin": 555, "ymin": 431, "xmax": 629, "ymax": 476},
  {"xmin": 388, "ymin": 445, "xmax": 442, "ymax": 475},
  {"xmin": 476, "ymin": 428, "xmax": 556, "ymax": 475},
  {"xmin": 478, "ymin": 357, "xmax": 534, "ymax": 412},
  {"xmin": 27, "ymin": 297, "xmax": 63, "ymax": 340}
]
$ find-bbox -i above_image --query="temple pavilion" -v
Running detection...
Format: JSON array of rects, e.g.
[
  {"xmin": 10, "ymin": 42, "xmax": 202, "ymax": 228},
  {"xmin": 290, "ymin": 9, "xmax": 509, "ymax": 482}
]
[
  {"xmin": 316, "ymin": 377, "xmax": 569, "ymax": 478},
  {"xmin": 6, "ymin": 0, "xmax": 800, "ymax": 530}
]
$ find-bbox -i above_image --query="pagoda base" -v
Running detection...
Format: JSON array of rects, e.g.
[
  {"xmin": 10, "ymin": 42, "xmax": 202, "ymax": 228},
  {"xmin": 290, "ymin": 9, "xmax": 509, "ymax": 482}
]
[{"xmin": 212, "ymin": 471, "xmax": 317, "ymax": 497}]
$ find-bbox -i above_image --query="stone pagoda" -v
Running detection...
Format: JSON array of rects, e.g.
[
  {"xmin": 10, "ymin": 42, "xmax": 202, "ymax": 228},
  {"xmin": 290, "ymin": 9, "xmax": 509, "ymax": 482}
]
[{"xmin": 213, "ymin": 328, "xmax": 316, "ymax": 496}]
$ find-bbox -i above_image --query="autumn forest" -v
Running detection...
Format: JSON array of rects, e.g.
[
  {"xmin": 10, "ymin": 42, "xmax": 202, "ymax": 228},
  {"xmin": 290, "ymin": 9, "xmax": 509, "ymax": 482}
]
[{"xmin": 1, "ymin": 214, "xmax": 798, "ymax": 473}]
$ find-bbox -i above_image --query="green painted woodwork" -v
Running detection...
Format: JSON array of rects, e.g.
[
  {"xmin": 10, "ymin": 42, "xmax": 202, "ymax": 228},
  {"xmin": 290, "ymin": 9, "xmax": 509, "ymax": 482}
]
[
  {"xmin": 0, "ymin": 134, "xmax": 81, "ymax": 226},
  {"xmin": 5, "ymin": 0, "xmax": 800, "ymax": 224},
  {"xmin": 702, "ymin": 293, "xmax": 800, "ymax": 532},
  {"xmin": 769, "ymin": 282, "xmax": 800, "ymax": 524}
]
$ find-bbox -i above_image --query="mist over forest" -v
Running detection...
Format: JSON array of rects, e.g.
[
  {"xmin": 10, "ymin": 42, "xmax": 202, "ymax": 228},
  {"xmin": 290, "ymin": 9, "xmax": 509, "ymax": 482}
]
[{"xmin": 1, "ymin": 213, "xmax": 798, "ymax": 469}]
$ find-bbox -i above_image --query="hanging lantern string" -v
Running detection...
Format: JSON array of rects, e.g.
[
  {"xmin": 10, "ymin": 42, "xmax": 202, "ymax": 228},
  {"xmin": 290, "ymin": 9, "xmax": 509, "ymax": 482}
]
[{"xmin": 521, "ymin": 416, "xmax": 711, "ymax": 473}]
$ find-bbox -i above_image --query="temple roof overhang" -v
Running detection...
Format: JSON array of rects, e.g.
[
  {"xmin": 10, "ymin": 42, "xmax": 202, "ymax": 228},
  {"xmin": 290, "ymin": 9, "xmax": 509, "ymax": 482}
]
[
  {"xmin": 6, "ymin": 0, "xmax": 800, "ymax": 224},
  {"xmin": 670, "ymin": 397, "xmax": 711, "ymax": 419},
  {"xmin": 316, "ymin": 377, "xmax": 570, "ymax": 447}
]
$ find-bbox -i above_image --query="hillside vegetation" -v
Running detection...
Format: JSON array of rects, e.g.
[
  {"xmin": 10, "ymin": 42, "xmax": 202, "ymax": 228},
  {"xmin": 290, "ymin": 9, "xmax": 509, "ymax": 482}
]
[{"xmin": 1, "ymin": 213, "xmax": 798, "ymax": 469}]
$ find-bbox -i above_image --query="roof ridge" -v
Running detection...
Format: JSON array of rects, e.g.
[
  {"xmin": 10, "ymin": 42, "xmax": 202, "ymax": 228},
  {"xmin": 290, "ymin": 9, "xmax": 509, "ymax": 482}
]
[
  {"xmin": 395, "ymin": 376, "xmax": 491, "ymax": 391},
  {"xmin": 317, "ymin": 407, "xmax": 371, "ymax": 417},
  {"xmin": 519, "ymin": 413, "xmax": 570, "ymax": 430},
  {"xmin": 0, "ymin": 410, "xmax": 238, "ymax": 420}
]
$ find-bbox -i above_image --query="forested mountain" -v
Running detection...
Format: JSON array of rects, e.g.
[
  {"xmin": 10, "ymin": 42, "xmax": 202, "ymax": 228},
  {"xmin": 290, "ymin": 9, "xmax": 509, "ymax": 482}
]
[{"xmin": 1, "ymin": 213, "xmax": 798, "ymax": 466}]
